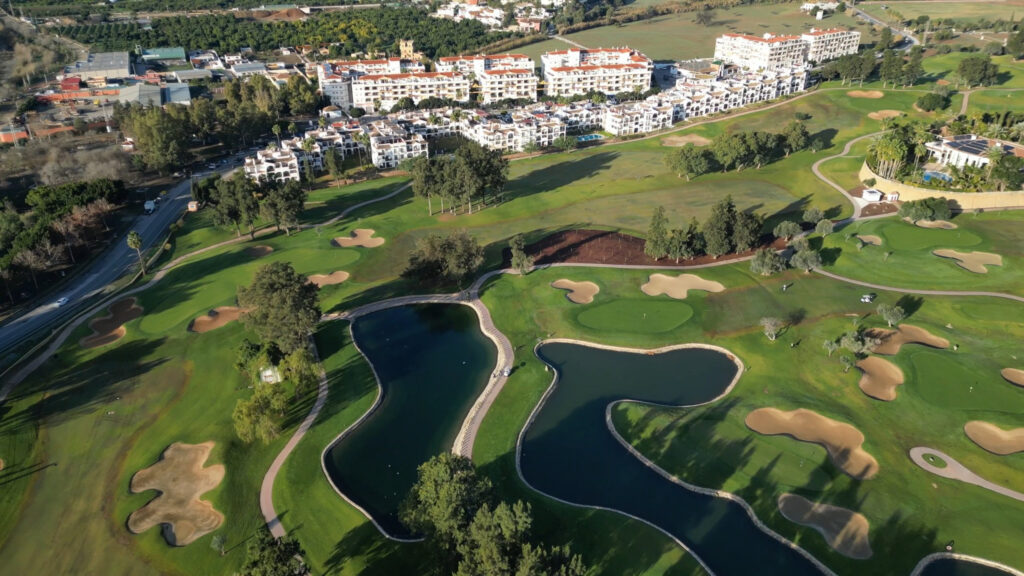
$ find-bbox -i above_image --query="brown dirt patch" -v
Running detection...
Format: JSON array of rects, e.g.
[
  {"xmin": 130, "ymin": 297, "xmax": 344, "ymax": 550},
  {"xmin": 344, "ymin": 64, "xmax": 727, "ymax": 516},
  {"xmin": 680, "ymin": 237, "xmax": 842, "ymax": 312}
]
[
  {"xmin": 745, "ymin": 407, "xmax": 879, "ymax": 480},
  {"xmin": 856, "ymin": 356, "xmax": 905, "ymax": 401},
  {"xmin": 641, "ymin": 273, "xmax": 725, "ymax": 299},
  {"xmin": 661, "ymin": 134, "xmax": 712, "ymax": 147},
  {"xmin": 914, "ymin": 219, "xmax": 957, "ymax": 229},
  {"xmin": 127, "ymin": 442, "xmax": 225, "ymax": 546},
  {"xmin": 866, "ymin": 324, "xmax": 950, "ymax": 356},
  {"xmin": 847, "ymin": 90, "xmax": 884, "ymax": 99},
  {"xmin": 861, "ymin": 202, "xmax": 898, "ymax": 217},
  {"xmin": 244, "ymin": 245, "xmax": 274, "ymax": 258},
  {"xmin": 522, "ymin": 229, "xmax": 785, "ymax": 268},
  {"xmin": 189, "ymin": 306, "xmax": 244, "ymax": 333},
  {"xmin": 858, "ymin": 235, "xmax": 883, "ymax": 246},
  {"xmin": 333, "ymin": 228, "xmax": 385, "ymax": 248},
  {"xmin": 965, "ymin": 421, "xmax": 1024, "ymax": 455},
  {"xmin": 933, "ymin": 249, "xmax": 1003, "ymax": 274},
  {"xmin": 867, "ymin": 110, "xmax": 902, "ymax": 120},
  {"xmin": 308, "ymin": 271, "xmax": 350, "ymax": 287},
  {"xmin": 1001, "ymin": 368, "xmax": 1024, "ymax": 388},
  {"xmin": 551, "ymin": 279, "xmax": 600, "ymax": 304},
  {"xmin": 778, "ymin": 493, "xmax": 872, "ymax": 559},
  {"xmin": 80, "ymin": 297, "xmax": 143, "ymax": 349},
  {"xmin": 937, "ymin": 79, "xmax": 950, "ymax": 86}
]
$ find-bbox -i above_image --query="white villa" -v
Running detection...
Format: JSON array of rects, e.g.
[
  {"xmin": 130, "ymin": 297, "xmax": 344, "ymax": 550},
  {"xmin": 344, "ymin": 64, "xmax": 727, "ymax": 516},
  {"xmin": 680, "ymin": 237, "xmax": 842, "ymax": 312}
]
[{"xmin": 925, "ymin": 135, "xmax": 1024, "ymax": 169}]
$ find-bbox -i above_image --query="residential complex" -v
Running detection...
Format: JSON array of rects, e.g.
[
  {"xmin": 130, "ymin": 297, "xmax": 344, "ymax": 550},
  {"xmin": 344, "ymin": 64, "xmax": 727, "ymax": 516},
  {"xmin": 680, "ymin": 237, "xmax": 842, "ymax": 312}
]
[
  {"xmin": 925, "ymin": 135, "xmax": 1024, "ymax": 169},
  {"xmin": 316, "ymin": 58, "xmax": 429, "ymax": 109},
  {"xmin": 714, "ymin": 28, "xmax": 860, "ymax": 70},
  {"xmin": 541, "ymin": 48, "xmax": 653, "ymax": 97},
  {"xmin": 801, "ymin": 28, "xmax": 862, "ymax": 64},
  {"xmin": 352, "ymin": 71, "xmax": 471, "ymax": 112},
  {"xmin": 244, "ymin": 148, "xmax": 302, "ymax": 183},
  {"xmin": 478, "ymin": 69, "xmax": 539, "ymax": 104},
  {"xmin": 244, "ymin": 122, "xmax": 366, "ymax": 182},
  {"xmin": 435, "ymin": 54, "xmax": 535, "ymax": 75},
  {"xmin": 367, "ymin": 119, "xmax": 429, "ymax": 169}
]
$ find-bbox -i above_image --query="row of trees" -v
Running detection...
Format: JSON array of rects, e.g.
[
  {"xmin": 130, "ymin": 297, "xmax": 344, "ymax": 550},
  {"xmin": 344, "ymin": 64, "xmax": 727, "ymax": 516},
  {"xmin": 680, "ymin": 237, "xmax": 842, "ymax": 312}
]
[
  {"xmin": 403, "ymin": 230, "xmax": 485, "ymax": 288},
  {"xmin": 197, "ymin": 174, "xmax": 308, "ymax": 239},
  {"xmin": 644, "ymin": 196, "xmax": 766, "ymax": 261},
  {"xmin": 664, "ymin": 121, "xmax": 812, "ymax": 181},
  {"xmin": 410, "ymin": 141, "xmax": 509, "ymax": 216},
  {"xmin": 402, "ymin": 453, "xmax": 587, "ymax": 576},
  {"xmin": 0, "ymin": 179, "xmax": 123, "ymax": 303}
]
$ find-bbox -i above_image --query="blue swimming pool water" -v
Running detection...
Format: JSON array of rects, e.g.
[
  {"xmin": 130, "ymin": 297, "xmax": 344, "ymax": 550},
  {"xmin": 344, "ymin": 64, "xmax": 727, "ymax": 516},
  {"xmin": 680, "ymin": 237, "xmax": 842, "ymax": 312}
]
[
  {"xmin": 576, "ymin": 134, "xmax": 604, "ymax": 142},
  {"xmin": 923, "ymin": 170, "xmax": 953, "ymax": 184}
]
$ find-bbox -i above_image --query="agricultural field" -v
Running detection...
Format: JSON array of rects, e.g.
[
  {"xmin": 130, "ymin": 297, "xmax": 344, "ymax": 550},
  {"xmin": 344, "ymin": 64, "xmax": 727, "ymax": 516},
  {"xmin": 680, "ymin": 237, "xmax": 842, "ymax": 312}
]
[{"xmin": 859, "ymin": 0, "xmax": 1024, "ymax": 24}]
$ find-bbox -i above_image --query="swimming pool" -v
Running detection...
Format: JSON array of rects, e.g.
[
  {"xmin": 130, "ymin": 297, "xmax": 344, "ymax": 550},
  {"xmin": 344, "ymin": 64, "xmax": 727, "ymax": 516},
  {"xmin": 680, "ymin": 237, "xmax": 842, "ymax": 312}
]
[
  {"xmin": 923, "ymin": 170, "xmax": 953, "ymax": 184},
  {"xmin": 576, "ymin": 133, "xmax": 604, "ymax": 142}
]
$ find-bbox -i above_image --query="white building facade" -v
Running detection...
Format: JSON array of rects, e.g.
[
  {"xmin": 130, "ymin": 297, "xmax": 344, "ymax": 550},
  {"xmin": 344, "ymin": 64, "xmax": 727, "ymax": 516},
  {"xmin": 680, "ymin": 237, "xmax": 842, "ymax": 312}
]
[
  {"xmin": 541, "ymin": 48, "xmax": 653, "ymax": 97},
  {"xmin": 478, "ymin": 69, "xmax": 539, "ymax": 103},
  {"xmin": 352, "ymin": 72, "xmax": 471, "ymax": 113},
  {"xmin": 714, "ymin": 33, "xmax": 808, "ymax": 71},
  {"xmin": 802, "ymin": 28, "xmax": 861, "ymax": 64}
]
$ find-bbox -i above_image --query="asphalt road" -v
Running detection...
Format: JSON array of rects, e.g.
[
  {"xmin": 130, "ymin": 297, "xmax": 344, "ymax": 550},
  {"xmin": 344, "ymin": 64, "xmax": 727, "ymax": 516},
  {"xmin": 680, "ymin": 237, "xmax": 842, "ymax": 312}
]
[{"xmin": 0, "ymin": 160, "xmax": 242, "ymax": 358}]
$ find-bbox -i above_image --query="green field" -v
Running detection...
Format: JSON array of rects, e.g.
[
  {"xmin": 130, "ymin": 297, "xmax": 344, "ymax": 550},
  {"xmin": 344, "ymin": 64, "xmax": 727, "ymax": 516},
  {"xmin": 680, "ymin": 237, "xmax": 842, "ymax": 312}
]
[
  {"xmin": 859, "ymin": 0, "xmax": 1024, "ymax": 23},
  {"xmin": 562, "ymin": 2, "xmax": 873, "ymax": 60}
]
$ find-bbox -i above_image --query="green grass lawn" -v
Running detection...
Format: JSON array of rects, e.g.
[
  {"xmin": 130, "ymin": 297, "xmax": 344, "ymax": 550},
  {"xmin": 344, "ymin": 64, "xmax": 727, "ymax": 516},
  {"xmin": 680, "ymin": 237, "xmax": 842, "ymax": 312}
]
[
  {"xmin": 822, "ymin": 212, "xmax": 1024, "ymax": 296},
  {"xmin": 563, "ymin": 2, "xmax": 874, "ymax": 60},
  {"xmin": 967, "ymin": 88, "xmax": 1024, "ymax": 115},
  {"xmin": 859, "ymin": 0, "xmax": 1024, "ymax": 24}
]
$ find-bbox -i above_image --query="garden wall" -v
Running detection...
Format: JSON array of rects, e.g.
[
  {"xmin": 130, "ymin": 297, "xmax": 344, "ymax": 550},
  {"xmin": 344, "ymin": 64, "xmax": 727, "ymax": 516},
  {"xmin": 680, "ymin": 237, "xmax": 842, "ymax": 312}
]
[{"xmin": 859, "ymin": 163, "xmax": 1024, "ymax": 211}]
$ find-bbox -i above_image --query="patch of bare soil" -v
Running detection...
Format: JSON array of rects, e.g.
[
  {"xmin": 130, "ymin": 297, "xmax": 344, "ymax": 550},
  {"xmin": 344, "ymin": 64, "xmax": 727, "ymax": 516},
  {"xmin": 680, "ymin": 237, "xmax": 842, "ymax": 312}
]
[
  {"xmin": 868, "ymin": 110, "xmax": 902, "ymax": 120},
  {"xmin": 189, "ymin": 306, "xmax": 243, "ymax": 333},
  {"xmin": 933, "ymin": 249, "xmax": 1003, "ymax": 274},
  {"xmin": 244, "ymin": 245, "xmax": 274, "ymax": 258},
  {"xmin": 308, "ymin": 271, "xmax": 350, "ymax": 287},
  {"xmin": 745, "ymin": 407, "xmax": 879, "ymax": 480},
  {"xmin": 661, "ymin": 134, "xmax": 712, "ymax": 147},
  {"xmin": 80, "ymin": 297, "xmax": 143, "ymax": 349},
  {"xmin": 333, "ymin": 229, "xmax": 385, "ymax": 248},
  {"xmin": 640, "ymin": 273, "xmax": 725, "ymax": 299},
  {"xmin": 551, "ymin": 279, "xmax": 600, "ymax": 304},
  {"xmin": 127, "ymin": 442, "xmax": 225, "ymax": 546},
  {"xmin": 778, "ymin": 493, "xmax": 873, "ymax": 559},
  {"xmin": 856, "ymin": 356, "xmax": 905, "ymax": 401}
]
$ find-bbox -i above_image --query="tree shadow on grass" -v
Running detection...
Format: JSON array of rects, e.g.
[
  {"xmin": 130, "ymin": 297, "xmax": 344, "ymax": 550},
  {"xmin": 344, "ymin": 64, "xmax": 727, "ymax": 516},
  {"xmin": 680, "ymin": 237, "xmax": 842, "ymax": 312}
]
[
  {"xmin": 325, "ymin": 520, "xmax": 422, "ymax": 576},
  {"xmin": 504, "ymin": 151, "xmax": 619, "ymax": 203},
  {"xmin": 896, "ymin": 295, "xmax": 924, "ymax": 318},
  {"xmin": 820, "ymin": 247, "xmax": 842, "ymax": 266},
  {"xmin": 811, "ymin": 128, "xmax": 839, "ymax": 151}
]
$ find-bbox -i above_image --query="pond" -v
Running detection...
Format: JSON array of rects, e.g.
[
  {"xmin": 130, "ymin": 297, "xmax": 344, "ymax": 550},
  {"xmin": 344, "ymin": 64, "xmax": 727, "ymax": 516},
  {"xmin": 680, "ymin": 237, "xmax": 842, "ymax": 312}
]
[
  {"xmin": 323, "ymin": 304, "xmax": 496, "ymax": 538},
  {"xmin": 519, "ymin": 341, "xmax": 824, "ymax": 575},
  {"xmin": 918, "ymin": 557, "xmax": 1019, "ymax": 576}
]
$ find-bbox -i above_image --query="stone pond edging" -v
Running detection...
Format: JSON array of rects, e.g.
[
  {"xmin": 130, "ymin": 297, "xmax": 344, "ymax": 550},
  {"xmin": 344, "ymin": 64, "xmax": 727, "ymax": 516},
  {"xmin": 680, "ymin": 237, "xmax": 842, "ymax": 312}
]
[{"xmin": 910, "ymin": 553, "xmax": 1024, "ymax": 576}]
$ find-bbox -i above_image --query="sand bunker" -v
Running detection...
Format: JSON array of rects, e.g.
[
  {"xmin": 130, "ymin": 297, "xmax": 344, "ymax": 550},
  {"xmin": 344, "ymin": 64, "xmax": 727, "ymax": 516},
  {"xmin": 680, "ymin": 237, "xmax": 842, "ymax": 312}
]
[
  {"xmin": 914, "ymin": 219, "xmax": 957, "ymax": 230},
  {"xmin": 641, "ymin": 273, "xmax": 725, "ymax": 300},
  {"xmin": 127, "ymin": 442, "xmax": 225, "ymax": 546},
  {"xmin": 189, "ymin": 306, "xmax": 244, "ymax": 333},
  {"xmin": 80, "ymin": 297, "xmax": 143, "ymax": 349},
  {"xmin": 847, "ymin": 90, "xmax": 884, "ymax": 99},
  {"xmin": 551, "ymin": 279, "xmax": 600, "ymax": 304},
  {"xmin": 333, "ymin": 229, "xmax": 384, "ymax": 248},
  {"xmin": 308, "ymin": 271, "xmax": 350, "ymax": 287},
  {"xmin": 933, "ymin": 249, "xmax": 1003, "ymax": 274},
  {"xmin": 244, "ymin": 245, "xmax": 274, "ymax": 258},
  {"xmin": 868, "ymin": 110, "xmax": 902, "ymax": 120},
  {"xmin": 965, "ymin": 421, "xmax": 1024, "ymax": 455},
  {"xmin": 746, "ymin": 408, "xmax": 879, "ymax": 480},
  {"xmin": 866, "ymin": 324, "xmax": 950, "ymax": 356},
  {"xmin": 1001, "ymin": 368, "xmax": 1024, "ymax": 388},
  {"xmin": 858, "ymin": 235, "xmax": 882, "ymax": 246},
  {"xmin": 778, "ymin": 494, "xmax": 872, "ymax": 559},
  {"xmin": 661, "ymin": 134, "xmax": 712, "ymax": 147},
  {"xmin": 856, "ymin": 356, "xmax": 905, "ymax": 401}
]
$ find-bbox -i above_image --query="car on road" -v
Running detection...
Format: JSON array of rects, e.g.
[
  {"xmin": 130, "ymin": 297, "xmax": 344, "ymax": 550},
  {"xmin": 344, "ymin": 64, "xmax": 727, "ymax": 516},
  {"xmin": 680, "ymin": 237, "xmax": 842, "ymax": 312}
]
[
  {"xmin": 860, "ymin": 293, "xmax": 877, "ymax": 303},
  {"xmin": 55, "ymin": 297, "xmax": 69, "ymax": 307}
]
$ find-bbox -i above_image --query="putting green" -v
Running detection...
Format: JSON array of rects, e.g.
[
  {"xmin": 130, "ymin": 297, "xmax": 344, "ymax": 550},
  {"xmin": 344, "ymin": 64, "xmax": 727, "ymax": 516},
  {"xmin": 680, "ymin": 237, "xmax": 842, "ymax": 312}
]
[
  {"xmin": 576, "ymin": 300, "xmax": 693, "ymax": 333},
  {"xmin": 908, "ymin": 350, "xmax": 1024, "ymax": 413},
  {"xmin": 881, "ymin": 222, "xmax": 982, "ymax": 251}
]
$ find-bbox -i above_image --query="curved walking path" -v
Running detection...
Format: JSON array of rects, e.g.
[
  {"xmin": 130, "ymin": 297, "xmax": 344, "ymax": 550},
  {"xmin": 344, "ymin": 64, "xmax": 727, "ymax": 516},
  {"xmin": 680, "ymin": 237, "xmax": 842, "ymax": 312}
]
[
  {"xmin": 811, "ymin": 131, "xmax": 882, "ymax": 219},
  {"xmin": 909, "ymin": 447, "xmax": 1024, "ymax": 503},
  {"xmin": 814, "ymin": 269, "xmax": 1024, "ymax": 303}
]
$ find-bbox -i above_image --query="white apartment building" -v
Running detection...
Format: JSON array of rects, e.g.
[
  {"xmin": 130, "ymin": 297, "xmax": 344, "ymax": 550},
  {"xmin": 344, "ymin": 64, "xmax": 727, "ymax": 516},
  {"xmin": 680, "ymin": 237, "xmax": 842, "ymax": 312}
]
[
  {"xmin": 602, "ymin": 101, "xmax": 673, "ymax": 136},
  {"xmin": 544, "ymin": 101, "xmax": 604, "ymax": 132},
  {"xmin": 541, "ymin": 48, "xmax": 653, "ymax": 97},
  {"xmin": 801, "ymin": 28, "xmax": 861, "ymax": 64},
  {"xmin": 317, "ymin": 58, "xmax": 426, "ymax": 108},
  {"xmin": 433, "ymin": 2, "xmax": 505, "ymax": 28},
  {"xmin": 714, "ymin": 33, "xmax": 808, "ymax": 71},
  {"xmin": 367, "ymin": 120, "xmax": 429, "ymax": 169},
  {"xmin": 352, "ymin": 72, "xmax": 471, "ymax": 112},
  {"xmin": 244, "ymin": 148, "xmax": 302, "ymax": 183},
  {"xmin": 478, "ymin": 69, "xmax": 539, "ymax": 103},
  {"xmin": 463, "ymin": 111, "xmax": 566, "ymax": 152},
  {"xmin": 435, "ymin": 53, "xmax": 535, "ymax": 75}
]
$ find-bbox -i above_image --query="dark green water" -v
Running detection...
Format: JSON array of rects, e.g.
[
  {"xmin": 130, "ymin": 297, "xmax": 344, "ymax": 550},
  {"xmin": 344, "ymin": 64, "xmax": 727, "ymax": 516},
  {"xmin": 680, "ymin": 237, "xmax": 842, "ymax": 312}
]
[
  {"xmin": 919, "ymin": 559, "xmax": 1017, "ymax": 576},
  {"xmin": 521, "ymin": 342, "xmax": 823, "ymax": 575},
  {"xmin": 324, "ymin": 304, "xmax": 496, "ymax": 538}
]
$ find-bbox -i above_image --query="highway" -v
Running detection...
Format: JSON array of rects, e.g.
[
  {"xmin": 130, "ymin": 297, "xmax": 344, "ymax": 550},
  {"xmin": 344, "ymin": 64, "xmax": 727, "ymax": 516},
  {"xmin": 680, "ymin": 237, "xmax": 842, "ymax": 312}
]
[{"xmin": 0, "ymin": 159, "xmax": 242, "ymax": 359}]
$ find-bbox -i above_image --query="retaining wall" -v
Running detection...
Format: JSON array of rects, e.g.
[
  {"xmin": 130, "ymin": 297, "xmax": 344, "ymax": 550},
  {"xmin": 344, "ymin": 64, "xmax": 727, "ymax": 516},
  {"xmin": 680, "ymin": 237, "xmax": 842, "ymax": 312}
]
[{"xmin": 859, "ymin": 163, "xmax": 1024, "ymax": 211}]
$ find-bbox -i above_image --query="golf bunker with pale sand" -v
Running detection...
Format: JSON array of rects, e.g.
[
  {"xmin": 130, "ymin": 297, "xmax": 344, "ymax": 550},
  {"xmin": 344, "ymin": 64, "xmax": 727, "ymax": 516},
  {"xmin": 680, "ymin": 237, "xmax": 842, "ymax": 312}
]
[
  {"xmin": 308, "ymin": 271, "xmax": 350, "ymax": 287},
  {"xmin": 847, "ymin": 90, "xmax": 883, "ymax": 99},
  {"xmin": 915, "ymin": 219, "xmax": 957, "ymax": 230},
  {"xmin": 244, "ymin": 245, "xmax": 274, "ymax": 258},
  {"xmin": 777, "ymin": 493, "xmax": 872, "ymax": 560},
  {"xmin": 189, "ymin": 306, "xmax": 244, "ymax": 333},
  {"xmin": 1002, "ymin": 368, "xmax": 1024, "ymax": 388},
  {"xmin": 745, "ymin": 408, "xmax": 879, "ymax": 480},
  {"xmin": 641, "ymin": 273, "xmax": 725, "ymax": 300},
  {"xmin": 333, "ymin": 229, "xmax": 384, "ymax": 248},
  {"xmin": 80, "ymin": 297, "xmax": 143, "ymax": 349},
  {"xmin": 858, "ymin": 235, "xmax": 882, "ymax": 246},
  {"xmin": 867, "ymin": 110, "xmax": 902, "ymax": 121},
  {"xmin": 661, "ymin": 134, "xmax": 712, "ymax": 147},
  {"xmin": 932, "ymin": 250, "xmax": 1003, "ymax": 274},
  {"xmin": 551, "ymin": 279, "xmax": 600, "ymax": 304},
  {"xmin": 856, "ymin": 356, "xmax": 905, "ymax": 401},
  {"xmin": 866, "ymin": 324, "xmax": 950, "ymax": 356},
  {"xmin": 127, "ymin": 442, "xmax": 225, "ymax": 546},
  {"xmin": 964, "ymin": 421, "xmax": 1024, "ymax": 455}
]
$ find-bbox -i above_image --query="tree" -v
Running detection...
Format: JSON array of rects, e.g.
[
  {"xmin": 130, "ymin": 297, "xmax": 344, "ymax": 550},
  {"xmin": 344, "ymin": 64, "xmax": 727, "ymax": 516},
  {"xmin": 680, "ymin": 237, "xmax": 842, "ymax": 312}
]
[
  {"xmin": 823, "ymin": 340, "xmax": 838, "ymax": 357},
  {"xmin": 916, "ymin": 92, "xmax": 950, "ymax": 112},
  {"xmin": 127, "ymin": 230, "xmax": 145, "ymax": 276},
  {"xmin": 815, "ymin": 219, "xmax": 834, "ymax": 237},
  {"xmin": 732, "ymin": 211, "xmax": 762, "ymax": 252},
  {"xmin": 957, "ymin": 55, "xmax": 999, "ymax": 88},
  {"xmin": 665, "ymin": 143, "xmax": 712, "ymax": 180},
  {"xmin": 210, "ymin": 534, "xmax": 226, "ymax": 556},
  {"xmin": 694, "ymin": 8, "xmax": 714, "ymax": 26},
  {"xmin": 879, "ymin": 50, "xmax": 904, "ymax": 88},
  {"xmin": 279, "ymin": 347, "xmax": 320, "ymax": 398},
  {"xmin": 553, "ymin": 135, "xmax": 578, "ymax": 152},
  {"xmin": 902, "ymin": 48, "xmax": 924, "ymax": 87},
  {"xmin": 324, "ymin": 147, "xmax": 343, "ymax": 185},
  {"xmin": 840, "ymin": 355, "xmax": 855, "ymax": 373},
  {"xmin": 237, "ymin": 261, "xmax": 321, "ymax": 353},
  {"xmin": 760, "ymin": 317, "xmax": 783, "ymax": 341},
  {"xmin": 802, "ymin": 207, "xmax": 824, "ymax": 225},
  {"xmin": 272, "ymin": 123, "xmax": 282, "ymax": 144},
  {"xmin": 644, "ymin": 206, "xmax": 669, "ymax": 260},
  {"xmin": 401, "ymin": 453, "xmax": 493, "ymax": 551},
  {"xmin": 242, "ymin": 526, "xmax": 308, "ymax": 576},
  {"xmin": 781, "ymin": 121, "xmax": 809, "ymax": 156},
  {"xmin": 773, "ymin": 220, "xmax": 801, "ymax": 240},
  {"xmin": 703, "ymin": 196, "xmax": 736, "ymax": 258},
  {"xmin": 878, "ymin": 27, "xmax": 893, "ymax": 51},
  {"xmin": 666, "ymin": 221, "xmax": 700, "ymax": 263},
  {"xmin": 232, "ymin": 381, "xmax": 288, "ymax": 443},
  {"xmin": 749, "ymin": 248, "xmax": 786, "ymax": 276},
  {"xmin": 790, "ymin": 248, "xmax": 822, "ymax": 273},
  {"xmin": 403, "ymin": 230, "xmax": 484, "ymax": 287},
  {"xmin": 260, "ymin": 180, "xmax": 306, "ymax": 236},
  {"xmin": 509, "ymin": 234, "xmax": 533, "ymax": 275},
  {"xmin": 877, "ymin": 303, "xmax": 906, "ymax": 327}
]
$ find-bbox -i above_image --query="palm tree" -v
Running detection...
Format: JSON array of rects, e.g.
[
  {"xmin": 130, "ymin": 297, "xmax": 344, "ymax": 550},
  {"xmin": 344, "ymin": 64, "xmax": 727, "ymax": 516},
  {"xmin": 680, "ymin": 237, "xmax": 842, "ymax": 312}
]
[
  {"xmin": 288, "ymin": 121, "xmax": 297, "ymax": 136},
  {"xmin": 272, "ymin": 123, "xmax": 282, "ymax": 145},
  {"xmin": 127, "ymin": 231, "xmax": 146, "ymax": 276},
  {"xmin": 318, "ymin": 116, "xmax": 327, "ymax": 129}
]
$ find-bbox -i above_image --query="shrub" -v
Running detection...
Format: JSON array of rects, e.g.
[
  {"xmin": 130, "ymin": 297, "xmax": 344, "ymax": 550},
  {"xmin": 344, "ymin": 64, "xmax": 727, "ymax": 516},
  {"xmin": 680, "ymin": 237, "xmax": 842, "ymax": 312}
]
[{"xmin": 916, "ymin": 92, "xmax": 951, "ymax": 112}]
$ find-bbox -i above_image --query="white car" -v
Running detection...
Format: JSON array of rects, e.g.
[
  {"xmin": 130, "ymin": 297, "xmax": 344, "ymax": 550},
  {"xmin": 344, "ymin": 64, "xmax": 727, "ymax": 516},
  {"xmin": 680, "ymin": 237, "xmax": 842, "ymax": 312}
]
[
  {"xmin": 860, "ymin": 293, "xmax": 877, "ymax": 303},
  {"xmin": 55, "ymin": 297, "xmax": 69, "ymax": 307}
]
